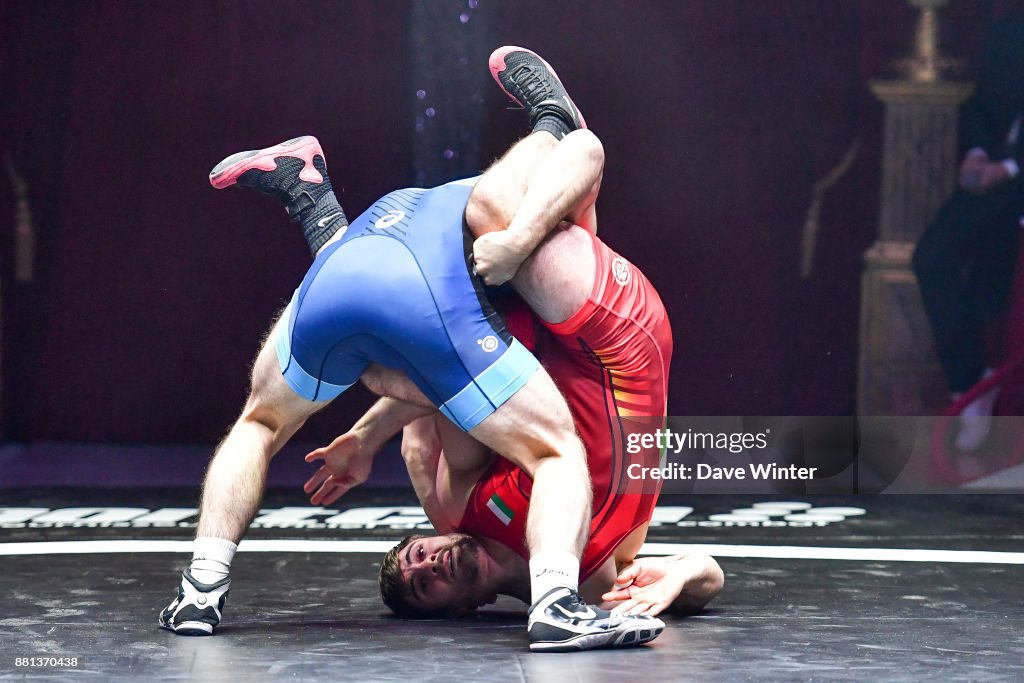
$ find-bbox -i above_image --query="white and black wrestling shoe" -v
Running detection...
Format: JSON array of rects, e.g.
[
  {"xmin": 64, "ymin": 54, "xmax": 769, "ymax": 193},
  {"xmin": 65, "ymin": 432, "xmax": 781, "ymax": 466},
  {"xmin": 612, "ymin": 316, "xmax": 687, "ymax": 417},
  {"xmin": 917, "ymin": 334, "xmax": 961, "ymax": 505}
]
[
  {"xmin": 527, "ymin": 587, "xmax": 665, "ymax": 652},
  {"xmin": 158, "ymin": 568, "xmax": 230, "ymax": 636}
]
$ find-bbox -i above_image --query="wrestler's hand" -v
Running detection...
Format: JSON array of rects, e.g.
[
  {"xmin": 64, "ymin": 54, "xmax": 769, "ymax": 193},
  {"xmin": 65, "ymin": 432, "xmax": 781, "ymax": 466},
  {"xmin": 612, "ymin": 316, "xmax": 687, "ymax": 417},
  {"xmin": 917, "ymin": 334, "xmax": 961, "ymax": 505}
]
[
  {"xmin": 303, "ymin": 431, "xmax": 373, "ymax": 506},
  {"xmin": 472, "ymin": 230, "xmax": 531, "ymax": 286},
  {"xmin": 601, "ymin": 557, "xmax": 684, "ymax": 617}
]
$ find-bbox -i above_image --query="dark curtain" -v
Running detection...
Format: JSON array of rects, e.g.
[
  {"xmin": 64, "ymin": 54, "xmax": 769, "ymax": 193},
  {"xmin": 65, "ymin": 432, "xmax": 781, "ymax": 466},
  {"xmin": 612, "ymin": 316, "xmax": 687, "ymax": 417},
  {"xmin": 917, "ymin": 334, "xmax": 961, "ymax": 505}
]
[
  {"xmin": 409, "ymin": 0, "xmax": 492, "ymax": 186},
  {"xmin": 0, "ymin": 1, "xmax": 1009, "ymax": 444}
]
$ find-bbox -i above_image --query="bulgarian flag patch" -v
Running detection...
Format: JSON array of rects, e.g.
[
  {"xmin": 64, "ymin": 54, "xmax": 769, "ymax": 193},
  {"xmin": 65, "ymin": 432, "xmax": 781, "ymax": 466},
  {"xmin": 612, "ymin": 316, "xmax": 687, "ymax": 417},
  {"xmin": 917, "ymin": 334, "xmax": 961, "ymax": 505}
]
[{"xmin": 486, "ymin": 493, "xmax": 513, "ymax": 526}]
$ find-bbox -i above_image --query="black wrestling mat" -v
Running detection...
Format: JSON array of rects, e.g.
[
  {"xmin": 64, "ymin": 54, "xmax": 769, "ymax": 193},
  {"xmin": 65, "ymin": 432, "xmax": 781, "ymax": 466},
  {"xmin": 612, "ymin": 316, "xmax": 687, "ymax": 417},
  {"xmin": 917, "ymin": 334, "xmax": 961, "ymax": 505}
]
[{"xmin": 1, "ymin": 490, "xmax": 1022, "ymax": 681}]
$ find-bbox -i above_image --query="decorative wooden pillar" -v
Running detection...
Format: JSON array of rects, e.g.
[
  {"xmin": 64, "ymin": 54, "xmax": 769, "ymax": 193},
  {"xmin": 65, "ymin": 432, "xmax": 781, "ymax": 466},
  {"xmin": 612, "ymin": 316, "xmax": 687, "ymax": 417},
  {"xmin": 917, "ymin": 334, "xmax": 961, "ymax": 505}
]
[{"xmin": 857, "ymin": 80, "xmax": 973, "ymax": 415}]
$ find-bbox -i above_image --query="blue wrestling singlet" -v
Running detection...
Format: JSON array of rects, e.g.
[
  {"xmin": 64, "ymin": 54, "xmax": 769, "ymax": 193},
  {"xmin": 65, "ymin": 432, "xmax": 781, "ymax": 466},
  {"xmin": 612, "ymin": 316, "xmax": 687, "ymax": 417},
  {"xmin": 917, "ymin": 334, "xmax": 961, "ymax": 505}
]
[{"xmin": 274, "ymin": 177, "xmax": 540, "ymax": 431}]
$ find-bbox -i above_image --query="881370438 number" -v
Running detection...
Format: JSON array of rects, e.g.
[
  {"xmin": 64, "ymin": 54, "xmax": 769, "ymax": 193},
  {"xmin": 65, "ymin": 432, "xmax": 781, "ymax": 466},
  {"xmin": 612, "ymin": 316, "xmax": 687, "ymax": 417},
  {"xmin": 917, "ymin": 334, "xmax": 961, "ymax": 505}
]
[{"xmin": 14, "ymin": 657, "xmax": 80, "ymax": 667}]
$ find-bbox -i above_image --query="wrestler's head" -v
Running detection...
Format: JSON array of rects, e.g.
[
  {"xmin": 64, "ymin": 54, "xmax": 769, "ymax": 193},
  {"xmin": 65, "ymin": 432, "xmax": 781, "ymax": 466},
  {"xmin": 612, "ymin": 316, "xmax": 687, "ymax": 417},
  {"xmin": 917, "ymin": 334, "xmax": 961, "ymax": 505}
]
[{"xmin": 378, "ymin": 533, "xmax": 497, "ymax": 618}]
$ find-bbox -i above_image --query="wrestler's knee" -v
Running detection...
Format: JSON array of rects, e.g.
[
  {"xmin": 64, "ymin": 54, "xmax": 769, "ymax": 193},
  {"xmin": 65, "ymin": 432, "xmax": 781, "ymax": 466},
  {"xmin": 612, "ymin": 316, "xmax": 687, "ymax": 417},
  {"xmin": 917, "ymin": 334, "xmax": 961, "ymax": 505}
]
[
  {"xmin": 564, "ymin": 129, "xmax": 605, "ymax": 175},
  {"xmin": 242, "ymin": 339, "xmax": 291, "ymax": 431},
  {"xmin": 240, "ymin": 374, "xmax": 306, "ymax": 441}
]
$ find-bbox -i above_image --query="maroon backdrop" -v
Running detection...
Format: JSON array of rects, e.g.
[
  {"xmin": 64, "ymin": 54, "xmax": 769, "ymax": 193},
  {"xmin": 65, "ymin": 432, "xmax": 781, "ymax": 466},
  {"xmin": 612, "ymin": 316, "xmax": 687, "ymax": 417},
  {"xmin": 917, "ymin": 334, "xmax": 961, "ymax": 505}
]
[{"xmin": 0, "ymin": 1, "xmax": 1013, "ymax": 445}]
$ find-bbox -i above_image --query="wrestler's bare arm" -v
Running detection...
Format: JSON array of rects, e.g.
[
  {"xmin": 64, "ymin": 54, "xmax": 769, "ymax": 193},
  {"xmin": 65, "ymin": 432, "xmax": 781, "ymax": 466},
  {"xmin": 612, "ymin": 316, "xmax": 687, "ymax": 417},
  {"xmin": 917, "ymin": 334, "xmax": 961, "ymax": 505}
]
[
  {"xmin": 399, "ymin": 416, "xmax": 458, "ymax": 533},
  {"xmin": 596, "ymin": 554, "xmax": 725, "ymax": 616},
  {"xmin": 304, "ymin": 395, "xmax": 434, "ymax": 506},
  {"xmin": 501, "ymin": 129, "xmax": 602, "ymax": 244},
  {"xmin": 470, "ymin": 129, "xmax": 604, "ymax": 286},
  {"xmin": 194, "ymin": 313, "xmax": 329, "ymax": 543},
  {"xmin": 304, "ymin": 390, "xmax": 493, "ymax": 530}
]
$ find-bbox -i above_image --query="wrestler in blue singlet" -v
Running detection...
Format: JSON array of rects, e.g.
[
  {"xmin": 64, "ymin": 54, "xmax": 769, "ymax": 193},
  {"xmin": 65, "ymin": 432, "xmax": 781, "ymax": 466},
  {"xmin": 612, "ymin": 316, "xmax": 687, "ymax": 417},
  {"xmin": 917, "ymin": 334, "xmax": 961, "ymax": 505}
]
[{"xmin": 274, "ymin": 177, "xmax": 539, "ymax": 431}]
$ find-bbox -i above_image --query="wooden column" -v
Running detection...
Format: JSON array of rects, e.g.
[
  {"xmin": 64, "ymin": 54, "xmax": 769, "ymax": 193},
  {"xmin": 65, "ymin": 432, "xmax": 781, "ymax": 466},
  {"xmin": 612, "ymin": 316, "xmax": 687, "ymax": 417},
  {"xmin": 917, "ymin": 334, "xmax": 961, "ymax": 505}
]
[{"xmin": 857, "ymin": 80, "xmax": 973, "ymax": 415}]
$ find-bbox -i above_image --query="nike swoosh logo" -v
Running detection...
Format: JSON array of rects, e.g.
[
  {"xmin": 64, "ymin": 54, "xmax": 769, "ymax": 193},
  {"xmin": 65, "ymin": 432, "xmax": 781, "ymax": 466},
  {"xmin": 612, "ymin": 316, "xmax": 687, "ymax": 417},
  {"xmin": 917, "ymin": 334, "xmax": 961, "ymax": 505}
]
[
  {"xmin": 553, "ymin": 603, "xmax": 597, "ymax": 620},
  {"xmin": 318, "ymin": 212, "xmax": 343, "ymax": 228},
  {"xmin": 536, "ymin": 97, "xmax": 579, "ymax": 125}
]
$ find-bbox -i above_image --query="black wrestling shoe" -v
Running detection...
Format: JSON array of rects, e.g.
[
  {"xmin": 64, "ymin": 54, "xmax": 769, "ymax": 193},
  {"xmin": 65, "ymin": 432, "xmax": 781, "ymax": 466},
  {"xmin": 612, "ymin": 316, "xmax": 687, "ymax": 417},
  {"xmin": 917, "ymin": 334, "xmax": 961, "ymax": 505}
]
[
  {"xmin": 489, "ymin": 46, "xmax": 587, "ymax": 133},
  {"xmin": 527, "ymin": 587, "xmax": 665, "ymax": 652},
  {"xmin": 209, "ymin": 135, "xmax": 347, "ymax": 254},
  {"xmin": 158, "ymin": 568, "xmax": 230, "ymax": 636}
]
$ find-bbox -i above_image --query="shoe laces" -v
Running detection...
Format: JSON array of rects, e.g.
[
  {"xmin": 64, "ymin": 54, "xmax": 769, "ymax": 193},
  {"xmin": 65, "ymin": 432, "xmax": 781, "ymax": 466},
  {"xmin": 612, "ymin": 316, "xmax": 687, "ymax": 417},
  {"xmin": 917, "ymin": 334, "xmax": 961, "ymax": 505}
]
[
  {"xmin": 509, "ymin": 64, "xmax": 552, "ymax": 103},
  {"xmin": 565, "ymin": 589, "xmax": 584, "ymax": 610}
]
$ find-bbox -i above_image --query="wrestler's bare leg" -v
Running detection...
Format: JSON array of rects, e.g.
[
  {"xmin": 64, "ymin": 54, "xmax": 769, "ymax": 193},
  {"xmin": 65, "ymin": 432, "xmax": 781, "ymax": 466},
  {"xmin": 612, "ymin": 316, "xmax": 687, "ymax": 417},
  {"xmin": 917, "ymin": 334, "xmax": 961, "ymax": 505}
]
[
  {"xmin": 360, "ymin": 364, "xmax": 435, "ymax": 407},
  {"xmin": 468, "ymin": 369, "xmax": 590, "ymax": 558},
  {"xmin": 197, "ymin": 313, "xmax": 326, "ymax": 541},
  {"xmin": 161, "ymin": 312, "xmax": 328, "ymax": 635}
]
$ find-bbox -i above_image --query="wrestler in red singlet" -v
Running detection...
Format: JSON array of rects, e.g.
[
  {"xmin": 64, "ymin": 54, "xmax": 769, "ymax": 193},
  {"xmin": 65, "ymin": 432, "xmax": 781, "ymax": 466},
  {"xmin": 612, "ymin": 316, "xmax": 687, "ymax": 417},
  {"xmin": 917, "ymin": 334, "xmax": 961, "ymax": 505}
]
[{"xmin": 458, "ymin": 229, "xmax": 672, "ymax": 580}]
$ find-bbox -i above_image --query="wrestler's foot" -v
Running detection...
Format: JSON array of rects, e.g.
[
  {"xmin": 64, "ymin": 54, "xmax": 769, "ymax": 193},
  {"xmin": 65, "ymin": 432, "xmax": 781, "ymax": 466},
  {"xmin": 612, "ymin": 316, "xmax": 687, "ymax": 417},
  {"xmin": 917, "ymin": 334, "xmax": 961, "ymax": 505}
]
[
  {"xmin": 209, "ymin": 135, "xmax": 347, "ymax": 254},
  {"xmin": 489, "ymin": 46, "xmax": 586, "ymax": 137},
  {"xmin": 527, "ymin": 587, "xmax": 664, "ymax": 652},
  {"xmin": 158, "ymin": 568, "xmax": 230, "ymax": 636}
]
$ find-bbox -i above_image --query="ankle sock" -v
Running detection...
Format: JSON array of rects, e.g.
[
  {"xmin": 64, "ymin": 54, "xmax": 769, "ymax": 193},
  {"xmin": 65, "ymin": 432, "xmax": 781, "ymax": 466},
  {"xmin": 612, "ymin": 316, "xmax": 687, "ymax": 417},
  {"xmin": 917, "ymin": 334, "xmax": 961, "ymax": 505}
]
[
  {"xmin": 292, "ymin": 156, "xmax": 348, "ymax": 254},
  {"xmin": 298, "ymin": 188, "xmax": 348, "ymax": 255},
  {"xmin": 529, "ymin": 551, "xmax": 579, "ymax": 603},
  {"xmin": 238, "ymin": 154, "xmax": 348, "ymax": 255},
  {"xmin": 190, "ymin": 537, "xmax": 237, "ymax": 584},
  {"xmin": 532, "ymin": 114, "xmax": 573, "ymax": 141}
]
